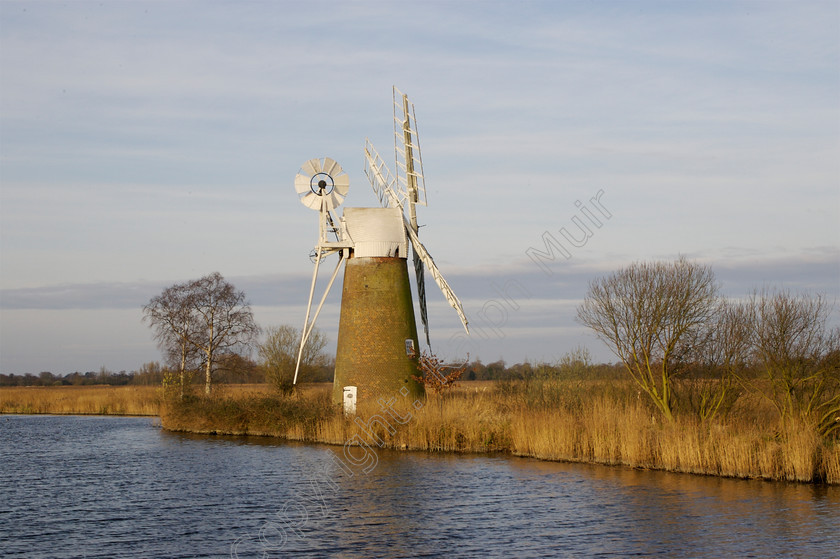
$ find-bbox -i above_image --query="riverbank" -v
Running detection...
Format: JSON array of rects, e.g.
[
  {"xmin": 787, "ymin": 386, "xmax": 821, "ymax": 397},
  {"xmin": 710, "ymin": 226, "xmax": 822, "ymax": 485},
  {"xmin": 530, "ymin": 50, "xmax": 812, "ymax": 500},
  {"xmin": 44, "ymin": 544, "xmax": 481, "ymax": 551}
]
[
  {"xmin": 159, "ymin": 381, "xmax": 840, "ymax": 484},
  {"xmin": 4, "ymin": 382, "xmax": 837, "ymax": 483}
]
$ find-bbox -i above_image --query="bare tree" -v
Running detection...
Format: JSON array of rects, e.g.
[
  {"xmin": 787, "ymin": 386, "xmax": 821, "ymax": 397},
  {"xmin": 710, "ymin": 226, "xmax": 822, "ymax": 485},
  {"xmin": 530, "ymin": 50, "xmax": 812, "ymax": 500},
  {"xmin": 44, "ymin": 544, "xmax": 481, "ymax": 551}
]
[
  {"xmin": 680, "ymin": 300, "xmax": 751, "ymax": 422},
  {"xmin": 555, "ymin": 345, "xmax": 594, "ymax": 380},
  {"xmin": 186, "ymin": 273, "xmax": 260, "ymax": 395},
  {"xmin": 144, "ymin": 272, "xmax": 259, "ymax": 396},
  {"xmin": 259, "ymin": 325, "xmax": 328, "ymax": 394},
  {"xmin": 576, "ymin": 257, "xmax": 718, "ymax": 421},
  {"xmin": 143, "ymin": 279, "xmax": 201, "ymax": 398},
  {"xmin": 745, "ymin": 288, "xmax": 839, "ymax": 436},
  {"xmin": 215, "ymin": 354, "xmax": 263, "ymax": 384}
]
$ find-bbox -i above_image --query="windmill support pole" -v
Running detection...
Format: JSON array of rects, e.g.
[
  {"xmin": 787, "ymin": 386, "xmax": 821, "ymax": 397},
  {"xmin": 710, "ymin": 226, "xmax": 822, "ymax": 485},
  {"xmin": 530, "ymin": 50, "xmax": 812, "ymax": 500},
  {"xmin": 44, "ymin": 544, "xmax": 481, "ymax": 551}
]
[
  {"xmin": 302, "ymin": 253, "xmax": 345, "ymax": 343},
  {"xmin": 294, "ymin": 248, "xmax": 323, "ymax": 385}
]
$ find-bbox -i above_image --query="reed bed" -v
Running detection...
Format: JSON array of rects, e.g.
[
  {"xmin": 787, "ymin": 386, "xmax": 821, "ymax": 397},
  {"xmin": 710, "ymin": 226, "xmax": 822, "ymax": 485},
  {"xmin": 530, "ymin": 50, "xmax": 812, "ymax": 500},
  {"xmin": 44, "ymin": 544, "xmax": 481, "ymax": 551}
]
[
  {"xmin": 158, "ymin": 380, "xmax": 839, "ymax": 484},
  {"xmin": 0, "ymin": 385, "xmax": 161, "ymax": 416}
]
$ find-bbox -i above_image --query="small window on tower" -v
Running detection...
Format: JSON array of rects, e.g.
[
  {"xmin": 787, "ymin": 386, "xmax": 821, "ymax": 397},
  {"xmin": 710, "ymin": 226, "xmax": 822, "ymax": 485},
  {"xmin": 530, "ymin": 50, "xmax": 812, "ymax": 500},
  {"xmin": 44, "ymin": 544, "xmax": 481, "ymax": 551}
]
[{"xmin": 405, "ymin": 339, "xmax": 416, "ymax": 357}]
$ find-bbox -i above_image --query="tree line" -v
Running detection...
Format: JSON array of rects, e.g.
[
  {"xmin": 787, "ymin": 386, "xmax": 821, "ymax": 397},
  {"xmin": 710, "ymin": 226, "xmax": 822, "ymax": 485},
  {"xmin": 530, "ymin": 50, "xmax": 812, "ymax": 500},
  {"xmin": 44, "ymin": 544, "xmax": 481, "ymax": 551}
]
[
  {"xmin": 0, "ymin": 356, "xmax": 616, "ymax": 387},
  {"xmin": 0, "ymin": 369, "xmax": 139, "ymax": 387}
]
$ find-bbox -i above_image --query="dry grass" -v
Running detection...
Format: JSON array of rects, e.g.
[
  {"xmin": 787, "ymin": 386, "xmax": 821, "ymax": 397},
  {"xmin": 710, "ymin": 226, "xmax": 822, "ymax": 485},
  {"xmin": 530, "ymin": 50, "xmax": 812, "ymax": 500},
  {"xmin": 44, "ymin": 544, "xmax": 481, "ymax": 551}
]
[
  {"xmin": 823, "ymin": 443, "xmax": 840, "ymax": 484},
  {"xmin": 0, "ymin": 385, "xmax": 161, "ymax": 416},
  {"xmin": 176, "ymin": 379, "xmax": 838, "ymax": 484},
  {"xmin": 504, "ymin": 382, "xmax": 838, "ymax": 483}
]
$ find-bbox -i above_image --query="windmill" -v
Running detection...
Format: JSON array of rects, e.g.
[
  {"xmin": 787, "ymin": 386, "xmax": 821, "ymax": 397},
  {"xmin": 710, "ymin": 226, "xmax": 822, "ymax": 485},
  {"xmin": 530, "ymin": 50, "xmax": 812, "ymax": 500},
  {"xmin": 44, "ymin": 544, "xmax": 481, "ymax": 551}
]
[{"xmin": 293, "ymin": 87, "xmax": 469, "ymax": 404}]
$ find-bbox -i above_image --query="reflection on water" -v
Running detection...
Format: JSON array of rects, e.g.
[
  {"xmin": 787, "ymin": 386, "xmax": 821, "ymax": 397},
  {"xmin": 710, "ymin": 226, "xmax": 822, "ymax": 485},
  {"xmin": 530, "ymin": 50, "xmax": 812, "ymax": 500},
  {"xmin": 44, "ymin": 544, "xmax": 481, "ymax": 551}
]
[{"xmin": 1, "ymin": 415, "xmax": 838, "ymax": 558}]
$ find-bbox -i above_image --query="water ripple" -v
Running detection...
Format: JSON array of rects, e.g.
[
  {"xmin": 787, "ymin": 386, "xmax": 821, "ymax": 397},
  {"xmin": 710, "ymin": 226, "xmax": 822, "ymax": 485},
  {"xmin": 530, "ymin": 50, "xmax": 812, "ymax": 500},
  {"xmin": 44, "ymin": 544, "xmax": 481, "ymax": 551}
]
[{"xmin": 1, "ymin": 415, "xmax": 838, "ymax": 558}]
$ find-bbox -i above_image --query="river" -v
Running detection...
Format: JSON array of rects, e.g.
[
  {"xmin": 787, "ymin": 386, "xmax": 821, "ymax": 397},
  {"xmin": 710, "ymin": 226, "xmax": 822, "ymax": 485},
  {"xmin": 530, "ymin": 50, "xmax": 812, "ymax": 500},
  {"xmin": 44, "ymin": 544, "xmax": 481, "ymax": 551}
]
[{"xmin": 1, "ymin": 415, "xmax": 837, "ymax": 558}]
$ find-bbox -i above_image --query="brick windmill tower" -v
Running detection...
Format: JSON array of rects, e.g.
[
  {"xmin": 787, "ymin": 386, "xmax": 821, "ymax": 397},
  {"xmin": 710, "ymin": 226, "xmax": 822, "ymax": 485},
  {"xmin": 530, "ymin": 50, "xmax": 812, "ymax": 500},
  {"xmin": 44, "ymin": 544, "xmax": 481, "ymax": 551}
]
[{"xmin": 292, "ymin": 88, "xmax": 469, "ymax": 405}]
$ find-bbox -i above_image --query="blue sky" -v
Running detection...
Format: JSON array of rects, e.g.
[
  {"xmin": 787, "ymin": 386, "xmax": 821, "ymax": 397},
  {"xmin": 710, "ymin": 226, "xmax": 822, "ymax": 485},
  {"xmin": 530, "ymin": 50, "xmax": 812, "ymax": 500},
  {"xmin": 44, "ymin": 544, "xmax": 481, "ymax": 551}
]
[{"xmin": 1, "ymin": 1, "xmax": 838, "ymax": 374}]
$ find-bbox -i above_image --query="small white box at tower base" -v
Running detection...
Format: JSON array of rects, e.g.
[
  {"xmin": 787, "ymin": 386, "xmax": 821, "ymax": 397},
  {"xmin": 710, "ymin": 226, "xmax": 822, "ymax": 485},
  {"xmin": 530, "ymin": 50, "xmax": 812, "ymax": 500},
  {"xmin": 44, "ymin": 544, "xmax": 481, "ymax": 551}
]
[{"xmin": 343, "ymin": 386, "xmax": 357, "ymax": 416}]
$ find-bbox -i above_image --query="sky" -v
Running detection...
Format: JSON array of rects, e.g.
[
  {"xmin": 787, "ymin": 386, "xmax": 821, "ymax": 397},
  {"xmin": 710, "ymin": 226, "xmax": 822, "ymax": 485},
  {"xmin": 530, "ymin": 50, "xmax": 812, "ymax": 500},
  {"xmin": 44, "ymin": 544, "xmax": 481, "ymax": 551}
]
[{"xmin": 1, "ymin": 0, "xmax": 838, "ymax": 375}]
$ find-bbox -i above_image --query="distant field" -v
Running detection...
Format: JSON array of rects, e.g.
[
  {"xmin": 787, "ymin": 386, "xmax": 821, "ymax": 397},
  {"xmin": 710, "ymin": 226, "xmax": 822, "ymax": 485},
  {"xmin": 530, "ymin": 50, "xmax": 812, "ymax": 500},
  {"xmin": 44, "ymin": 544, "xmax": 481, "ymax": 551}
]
[
  {"xmin": 0, "ymin": 385, "xmax": 162, "ymax": 416},
  {"xmin": 0, "ymin": 383, "xmax": 327, "ymax": 416}
]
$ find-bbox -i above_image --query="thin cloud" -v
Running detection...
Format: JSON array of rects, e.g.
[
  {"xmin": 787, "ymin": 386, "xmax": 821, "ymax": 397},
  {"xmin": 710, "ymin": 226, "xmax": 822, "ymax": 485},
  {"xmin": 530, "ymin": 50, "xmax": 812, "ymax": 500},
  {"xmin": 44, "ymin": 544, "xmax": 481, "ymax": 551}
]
[{"xmin": 4, "ymin": 252, "xmax": 835, "ymax": 311}]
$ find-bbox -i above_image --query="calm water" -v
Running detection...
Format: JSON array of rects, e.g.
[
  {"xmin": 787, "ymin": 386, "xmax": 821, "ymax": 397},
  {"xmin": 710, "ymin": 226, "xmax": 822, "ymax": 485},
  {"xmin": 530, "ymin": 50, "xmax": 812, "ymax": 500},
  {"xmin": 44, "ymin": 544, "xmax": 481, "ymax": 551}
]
[{"xmin": 1, "ymin": 415, "xmax": 838, "ymax": 558}]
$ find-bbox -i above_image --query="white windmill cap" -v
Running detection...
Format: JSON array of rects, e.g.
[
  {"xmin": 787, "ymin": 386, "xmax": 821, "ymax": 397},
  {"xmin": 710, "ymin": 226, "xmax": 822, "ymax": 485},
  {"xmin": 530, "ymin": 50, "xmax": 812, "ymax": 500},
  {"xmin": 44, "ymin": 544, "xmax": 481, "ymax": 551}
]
[{"xmin": 343, "ymin": 207, "xmax": 407, "ymax": 259}]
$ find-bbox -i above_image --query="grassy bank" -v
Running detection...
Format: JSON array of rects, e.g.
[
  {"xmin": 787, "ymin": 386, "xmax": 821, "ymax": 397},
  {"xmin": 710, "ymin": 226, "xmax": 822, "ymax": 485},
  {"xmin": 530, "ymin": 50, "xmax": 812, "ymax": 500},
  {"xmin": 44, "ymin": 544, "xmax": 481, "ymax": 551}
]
[{"xmin": 160, "ymin": 380, "xmax": 840, "ymax": 484}]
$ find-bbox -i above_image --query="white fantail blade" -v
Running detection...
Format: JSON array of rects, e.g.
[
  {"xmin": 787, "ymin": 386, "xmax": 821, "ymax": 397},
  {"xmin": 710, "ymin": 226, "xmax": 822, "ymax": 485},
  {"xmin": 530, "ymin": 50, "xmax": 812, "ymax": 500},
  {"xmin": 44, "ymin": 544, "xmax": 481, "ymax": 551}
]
[
  {"xmin": 294, "ymin": 173, "xmax": 313, "ymax": 195},
  {"xmin": 301, "ymin": 158, "xmax": 323, "ymax": 177},
  {"xmin": 333, "ymin": 173, "xmax": 350, "ymax": 195},
  {"xmin": 325, "ymin": 191, "xmax": 345, "ymax": 210},
  {"xmin": 322, "ymin": 157, "xmax": 341, "ymax": 177},
  {"xmin": 301, "ymin": 191, "xmax": 322, "ymax": 210},
  {"xmin": 295, "ymin": 157, "xmax": 350, "ymax": 211},
  {"xmin": 404, "ymin": 220, "xmax": 469, "ymax": 334}
]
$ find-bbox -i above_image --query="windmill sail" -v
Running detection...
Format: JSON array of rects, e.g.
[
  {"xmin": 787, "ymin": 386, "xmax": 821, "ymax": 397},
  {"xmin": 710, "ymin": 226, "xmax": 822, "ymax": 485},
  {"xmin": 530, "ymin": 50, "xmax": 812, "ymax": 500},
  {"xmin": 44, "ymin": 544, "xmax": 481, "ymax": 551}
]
[
  {"xmin": 365, "ymin": 90, "xmax": 470, "ymax": 342},
  {"xmin": 364, "ymin": 139, "xmax": 399, "ymax": 208},
  {"xmin": 393, "ymin": 87, "xmax": 427, "ymax": 211},
  {"xmin": 404, "ymin": 219, "xmax": 469, "ymax": 335},
  {"xmin": 413, "ymin": 248, "xmax": 430, "ymax": 346}
]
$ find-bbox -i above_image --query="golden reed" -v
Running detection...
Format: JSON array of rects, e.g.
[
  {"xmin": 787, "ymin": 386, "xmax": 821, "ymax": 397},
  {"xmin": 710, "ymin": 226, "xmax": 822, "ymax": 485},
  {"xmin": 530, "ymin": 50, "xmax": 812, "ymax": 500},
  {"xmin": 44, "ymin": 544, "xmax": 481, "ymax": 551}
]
[{"xmin": 159, "ymin": 380, "xmax": 839, "ymax": 484}]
